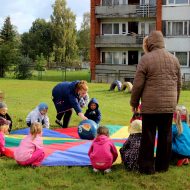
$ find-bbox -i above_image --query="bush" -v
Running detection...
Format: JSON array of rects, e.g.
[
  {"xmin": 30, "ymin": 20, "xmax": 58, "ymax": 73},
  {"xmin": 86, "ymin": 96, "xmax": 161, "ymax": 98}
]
[{"xmin": 14, "ymin": 56, "xmax": 33, "ymax": 79}]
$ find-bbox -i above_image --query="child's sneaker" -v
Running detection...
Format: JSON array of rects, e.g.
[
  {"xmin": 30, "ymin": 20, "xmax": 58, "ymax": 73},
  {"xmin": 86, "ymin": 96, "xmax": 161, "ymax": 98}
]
[
  {"xmin": 104, "ymin": 168, "xmax": 111, "ymax": 173},
  {"xmin": 93, "ymin": 168, "xmax": 99, "ymax": 173},
  {"xmin": 177, "ymin": 159, "xmax": 188, "ymax": 166}
]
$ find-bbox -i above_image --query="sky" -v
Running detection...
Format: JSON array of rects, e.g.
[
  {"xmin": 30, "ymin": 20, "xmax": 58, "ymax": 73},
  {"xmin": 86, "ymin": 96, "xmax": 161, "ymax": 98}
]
[{"xmin": 0, "ymin": 0, "xmax": 90, "ymax": 34}]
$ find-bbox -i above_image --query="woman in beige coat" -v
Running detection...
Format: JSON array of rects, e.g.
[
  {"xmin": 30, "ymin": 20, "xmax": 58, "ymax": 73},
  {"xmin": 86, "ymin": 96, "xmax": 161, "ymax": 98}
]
[{"xmin": 130, "ymin": 31, "xmax": 181, "ymax": 174}]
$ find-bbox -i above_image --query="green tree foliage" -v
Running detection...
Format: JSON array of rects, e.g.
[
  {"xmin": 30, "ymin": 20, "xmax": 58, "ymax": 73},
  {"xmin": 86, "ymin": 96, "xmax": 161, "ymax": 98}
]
[
  {"xmin": 20, "ymin": 19, "xmax": 53, "ymax": 66},
  {"xmin": 77, "ymin": 12, "xmax": 90, "ymax": 62},
  {"xmin": 14, "ymin": 56, "xmax": 33, "ymax": 79},
  {"xmin": 35, "ymin": 53, "xmax": 47, "ymax": 71},
  {"xmin": 51, "ymin": 0, "xmax": 78, "ymax": 66},
  {"xmin": 0, "ymin": 16, "xmax": 16, "ymax": 42},
  {"xmin": 0, "ymin": 16, "xmax": 20, "ymax": 77}
]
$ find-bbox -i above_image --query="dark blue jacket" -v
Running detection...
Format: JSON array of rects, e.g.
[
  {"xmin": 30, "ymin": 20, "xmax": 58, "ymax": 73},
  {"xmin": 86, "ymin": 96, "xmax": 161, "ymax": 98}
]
[
  {"xmin": 52, "ymin": 81, "xmax": 81, "ymax": 114},
  {"xmin": 84, "ymin": 98, "xmax": 101, "ymax": 124}
]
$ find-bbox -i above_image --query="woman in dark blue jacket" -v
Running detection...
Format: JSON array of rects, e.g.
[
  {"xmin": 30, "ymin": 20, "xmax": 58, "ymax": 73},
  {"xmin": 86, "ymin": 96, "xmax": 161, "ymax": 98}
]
[{"xmin": 52, "ymin": 80, "xmax": 88, "ymax": 128}]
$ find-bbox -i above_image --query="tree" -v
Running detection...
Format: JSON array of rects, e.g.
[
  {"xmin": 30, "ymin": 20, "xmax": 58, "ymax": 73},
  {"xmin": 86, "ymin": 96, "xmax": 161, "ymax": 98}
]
[
  {"xmin": 21, "ymin": 19, "xmax": 53, "ymax": 67},
  {"xmin": 0, "ymin": 16, "xmax": 20, "ymax": 77},
  {"xmin": 51, "ymin": 0, "xmax": 78, "ymax": 66},
  {"xmin": 14, "ymin": 56, "xmax": 33, "ymax": 79},
  {"xmin": 0, "ymin": 16, "xmax": 16, "ymax": 42},
  {"xmin": 77, "ymin": 12, "xmax": 90, "ymax": 62}
]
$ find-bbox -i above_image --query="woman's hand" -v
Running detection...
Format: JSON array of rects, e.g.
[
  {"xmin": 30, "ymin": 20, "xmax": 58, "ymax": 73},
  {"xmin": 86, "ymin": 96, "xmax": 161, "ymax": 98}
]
[{"xmin": 78, "ymin": 112, "xmax": 88, "ymax": 120}]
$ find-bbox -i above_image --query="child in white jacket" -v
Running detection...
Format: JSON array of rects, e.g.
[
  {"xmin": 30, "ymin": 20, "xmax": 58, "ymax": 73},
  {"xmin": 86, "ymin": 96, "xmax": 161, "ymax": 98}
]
[{"xmin": 26, "ymin": 103, "xmax": 50, "ymax": 128}]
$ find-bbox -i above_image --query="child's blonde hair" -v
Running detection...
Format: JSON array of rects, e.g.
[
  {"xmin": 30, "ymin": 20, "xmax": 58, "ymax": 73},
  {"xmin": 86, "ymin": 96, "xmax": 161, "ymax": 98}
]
[
  {"xmin": 0, "ymin": 124, "xmax": 9, "ymax": 134},
  {"xmin": 97, "ymin": 126, "xmax": 109, "ymax": 137},
  {"xmin": 30, "ymin": 122, "xmax": 42, "ymax": 140},
  {"xmin": 174, "ymin": 105, "xmax": 189, "ymax": 135}
]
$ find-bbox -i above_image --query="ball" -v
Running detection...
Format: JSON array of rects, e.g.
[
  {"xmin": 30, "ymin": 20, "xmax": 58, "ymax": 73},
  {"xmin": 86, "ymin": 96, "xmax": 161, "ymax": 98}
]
[{"xmin": 78, "ymin": 119, "xmax": 98, "ymax": 140}]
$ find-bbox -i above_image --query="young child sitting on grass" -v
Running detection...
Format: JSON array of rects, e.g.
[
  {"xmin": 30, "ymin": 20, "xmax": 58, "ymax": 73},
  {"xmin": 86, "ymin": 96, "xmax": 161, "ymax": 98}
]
[
  {"xmin": 88, "ymin": 126, "xmax": 118, "ymax": 173},
  {"xmin": 14, "ymin": 122, "xmax": 45, "ymax": 167},
  {"xmin": 0, "ymin": 117, "xmax": 9, "ymax": 156},
  {"xmin": 171, "ymin": 105, "xmax": 190, "ymax": 166},
  {"xmin": 84, "ymin": 98, "xmax": 101, "ymax": 125},
  {"xmin": 0, "ymin": 102, "xmax": 13, "ymax": 132},
  {"xmin": 26, "ymin": 103, "xmax": 50, "ymax": 128},
  {"xmin": 120, "ymin": 111, "xmax": 142, "ymax": 171}
]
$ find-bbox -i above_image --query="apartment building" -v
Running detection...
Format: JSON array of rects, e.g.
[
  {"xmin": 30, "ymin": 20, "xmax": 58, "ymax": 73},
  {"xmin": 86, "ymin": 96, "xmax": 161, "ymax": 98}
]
[{"xmin": 90, "ymin": 0, "xmax": 190, "ymax": 82}]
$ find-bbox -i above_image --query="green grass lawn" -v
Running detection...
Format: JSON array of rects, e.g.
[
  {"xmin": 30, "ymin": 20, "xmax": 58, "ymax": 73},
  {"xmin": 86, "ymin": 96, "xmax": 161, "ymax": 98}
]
[{"xmin": 0, "ymin": 79, "xmax": 190, "ymax": 190}]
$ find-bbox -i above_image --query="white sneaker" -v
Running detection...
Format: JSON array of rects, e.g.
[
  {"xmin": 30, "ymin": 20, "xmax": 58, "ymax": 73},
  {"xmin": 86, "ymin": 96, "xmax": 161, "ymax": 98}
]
[
  {"xmin": 104, "ymin": 168, "xmax": 111, "ymax": 173},
  {"xmin": 93, "ymin": 168, "xmax": 99, "ymax": 173}
]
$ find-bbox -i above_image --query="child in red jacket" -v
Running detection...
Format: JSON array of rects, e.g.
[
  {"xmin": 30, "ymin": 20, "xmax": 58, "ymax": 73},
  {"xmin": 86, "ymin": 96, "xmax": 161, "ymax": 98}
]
[{"xmin": 88, "ymin": 126, "xmax": 118, "ymax": 173}]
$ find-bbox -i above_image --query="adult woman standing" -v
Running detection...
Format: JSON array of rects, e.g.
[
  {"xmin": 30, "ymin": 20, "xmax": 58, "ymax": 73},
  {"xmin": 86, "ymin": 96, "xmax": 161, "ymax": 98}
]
[
  {"xmin": 130, "ymin": 31, "xmax": 181, "ymax": 174},
  {"xmin": 52, "ymin": 80, "xmax": 88, "ymax": 128}
]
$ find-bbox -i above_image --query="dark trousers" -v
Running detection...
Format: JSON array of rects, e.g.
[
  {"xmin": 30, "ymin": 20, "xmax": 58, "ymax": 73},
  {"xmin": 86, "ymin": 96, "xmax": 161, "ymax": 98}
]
[
  {"xmin": 56, "ymin": 109, "xmax": 73, "ymax": 128},
  {"xmin": 138, "ymin": 113, "xmax": 173, "ymax": 174}
]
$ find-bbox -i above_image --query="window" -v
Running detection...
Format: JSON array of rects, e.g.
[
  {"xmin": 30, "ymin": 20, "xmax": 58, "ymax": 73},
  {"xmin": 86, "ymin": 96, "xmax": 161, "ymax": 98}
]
[
  {"xmin": 122, "ymin": 23, "xmax": 126, "ymax": 34},
  {"xmin": 175, "ymin": 52, "xmax": 188, "ymax": 66},
  {"xmin": 102, "ymin": 52, "xmax": 112, "ymax": 64},
  {"xmin": 122, "ymin": 52, "xmax": 127, "ymax": 64},
  {"xmin": 113, "ymin": 0, "xmax": 119, "ymax": 5},
  {"xmin": 102, "ymin": 52, "xmax": 128, "ymax": 64},
  {"xmin": 102, "ymin": 24, "xmax": 112, "ymax": 34},
  {"xmin": 113, "ymin": 52, "xmax": 120, "ymax": 64},
  {"xmin": 166, "ymin": 21, "xmax": 189, "ymax": 36},
  {"xmin": 102, "ymin": 23, "xmax": 120, "ymax": 35},
  {"xmin": 149, "ymin": 23, "xmax": 156, "ymax": 33},
  {"xmin": 140, "ymin": 23, "xmax": 145, "ymax": 34},
  {"xmin": 102, "ymin": 0, "xmax": 112, "ymax": 6},
  {"xmin": 167, "ymin": 0, "xmax": 189, "ymax": 4},
  {"xmin": 113, "ymin": 24, "xmax": 119, "ymax": 34}
]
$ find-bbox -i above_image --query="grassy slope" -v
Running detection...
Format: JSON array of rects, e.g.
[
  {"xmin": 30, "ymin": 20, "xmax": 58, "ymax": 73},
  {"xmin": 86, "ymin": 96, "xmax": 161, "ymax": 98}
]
[{"xmin": 0, "ymin": 79, "xmax": 190, "ymax": 190}]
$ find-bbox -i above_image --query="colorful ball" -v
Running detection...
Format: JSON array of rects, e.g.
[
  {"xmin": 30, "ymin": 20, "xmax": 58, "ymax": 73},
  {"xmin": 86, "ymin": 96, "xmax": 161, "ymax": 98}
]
[{"xmin": 78, "ymin": 119, "xmax": 98, "ymax": 140}]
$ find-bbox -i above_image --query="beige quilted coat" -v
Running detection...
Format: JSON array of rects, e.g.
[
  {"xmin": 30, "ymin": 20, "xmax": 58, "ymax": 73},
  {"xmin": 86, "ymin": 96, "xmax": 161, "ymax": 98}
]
[{"xmin": 130, "ymin": 31, "xmax": 181, "ymax": 113}]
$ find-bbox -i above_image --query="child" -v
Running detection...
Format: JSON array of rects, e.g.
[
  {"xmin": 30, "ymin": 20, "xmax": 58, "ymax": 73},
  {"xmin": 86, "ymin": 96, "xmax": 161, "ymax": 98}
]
[
  {"xmin": 84, "ymin": 98, "xmax": 101, "ymax": 124},
  {"xmin": 26, "ymin": 103, "xmax": 50, "ymax": 128},
  {"xmin": 14, "ymin": 122, "xmax": 45, "ymax": 167},
  {"xmin": 0, "ymin": 117, "xmax": 9, "ymax": 156},
  {"xmin": 0, "ymin": 102, "xmax": 12, "ymax": 132},
  {"xmin": 172, "ymin": 105, "xmax": 190, "ymax": 166},
  {"xmin": 88, "ymin": 126, "xmax": 118, "ymax": 173},
  {"xmin": 120, "ymin": 118, "xmax": 142, "ymax": 171}
]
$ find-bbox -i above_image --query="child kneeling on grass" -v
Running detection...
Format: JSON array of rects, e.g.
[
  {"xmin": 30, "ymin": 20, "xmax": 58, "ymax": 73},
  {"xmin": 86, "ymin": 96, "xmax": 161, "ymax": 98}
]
[
  {"xmin": 0, "ymin": 117, "xmax": 9, "ymax": 156},
  {"xmin": 88, "ymin": 126, "xmax": 118, "ymax": 173},
  {"xmin": 171, "ymin": 105, "xmax": 190, "ymax": 166},
  {"xmin": 14, "ymin": 122, "xmax": 45, "ymax": 167},
  {"xmin": 26, "ymin": 103, "xmax": 50, "ymax": 128}
]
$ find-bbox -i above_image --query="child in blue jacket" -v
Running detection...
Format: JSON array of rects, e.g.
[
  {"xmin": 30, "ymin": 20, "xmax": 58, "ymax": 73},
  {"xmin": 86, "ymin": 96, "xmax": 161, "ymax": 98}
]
[
  {"xmin": 172, "ymin": 105, "xmax": 190, "ymax": 166},
  {"xmin": 84, "ymin": 98, "xmax": 101, "ymax": 124}
]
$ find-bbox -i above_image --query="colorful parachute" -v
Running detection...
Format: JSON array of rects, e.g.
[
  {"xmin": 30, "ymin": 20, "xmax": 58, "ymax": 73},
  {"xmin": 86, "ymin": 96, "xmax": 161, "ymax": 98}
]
[{"xmin": 5, "ymin": 125, "xmax": 129, "ymax": 166}]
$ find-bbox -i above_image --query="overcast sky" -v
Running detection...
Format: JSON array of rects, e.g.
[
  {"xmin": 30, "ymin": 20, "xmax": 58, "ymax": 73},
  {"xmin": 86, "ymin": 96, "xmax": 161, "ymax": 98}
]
[{"xmin": 0, "ymin": 0, "xmax": 90, "ymax": 34}]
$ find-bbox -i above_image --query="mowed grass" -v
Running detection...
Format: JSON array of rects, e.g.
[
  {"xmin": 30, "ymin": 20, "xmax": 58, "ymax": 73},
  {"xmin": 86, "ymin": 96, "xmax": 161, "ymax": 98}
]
[{"xmin": 0, "ymin": 79, "xmax": 190, "ymax": 190}]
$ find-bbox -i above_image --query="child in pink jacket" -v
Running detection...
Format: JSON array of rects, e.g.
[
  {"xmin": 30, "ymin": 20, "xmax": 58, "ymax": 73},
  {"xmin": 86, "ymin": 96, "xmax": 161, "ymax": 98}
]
[
  {"xmin": 88, "ymin": 126, "xmax": 118, "ymax": 173},
  {"xmin": 0, "ymin": 117, "xmax": 9, "ymax": 156},
  {"xmin": 14, "ymin": 122, "xmax": 45, "ymax": 167}
]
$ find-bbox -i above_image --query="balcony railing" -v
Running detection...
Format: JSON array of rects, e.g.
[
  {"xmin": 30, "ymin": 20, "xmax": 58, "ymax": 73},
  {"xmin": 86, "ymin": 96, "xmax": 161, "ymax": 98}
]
[
  {"xmin": 95, "ymin": 4, "xmax": 156, "ymax": 18},
  {"xmin": 95, "ymin": 34, "xmax": 145, "ymax": 48}
]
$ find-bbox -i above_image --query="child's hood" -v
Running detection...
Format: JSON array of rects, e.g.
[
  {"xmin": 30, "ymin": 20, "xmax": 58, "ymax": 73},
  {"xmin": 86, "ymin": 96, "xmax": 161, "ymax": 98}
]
[
  {"xmin": 94, "ymin": 135, "xmax": 110, "ymax": 145},
  {"xmin": 88, "ymin": 98, "xmax": 99, "ymax": 109}
]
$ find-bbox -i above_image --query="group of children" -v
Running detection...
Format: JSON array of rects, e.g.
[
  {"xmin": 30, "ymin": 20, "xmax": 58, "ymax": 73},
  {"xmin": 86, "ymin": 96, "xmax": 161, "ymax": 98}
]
[{"xmin": 1, "ymin": 89, "xmax": 190, "ymax": 172}]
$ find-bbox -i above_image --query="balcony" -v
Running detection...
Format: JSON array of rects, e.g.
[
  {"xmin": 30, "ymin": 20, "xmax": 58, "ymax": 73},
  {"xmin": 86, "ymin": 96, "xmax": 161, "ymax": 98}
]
[
  {"xmin": 95, "ymin": 4, "xmax": 156, "ymax": 18},
  {"xmin": 95, "ymin": 34, "xmax": 144, "ymax": 48}
]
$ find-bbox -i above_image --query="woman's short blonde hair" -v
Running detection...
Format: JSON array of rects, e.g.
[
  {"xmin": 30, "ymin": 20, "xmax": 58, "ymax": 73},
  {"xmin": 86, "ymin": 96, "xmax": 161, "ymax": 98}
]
[
  {"xmin": 75, "ymin": 80, "xmax": 88, "ymax": 92},
  {"xmin": 30, "ymin": 122, "xmax": 42, "ymax": 140}
]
